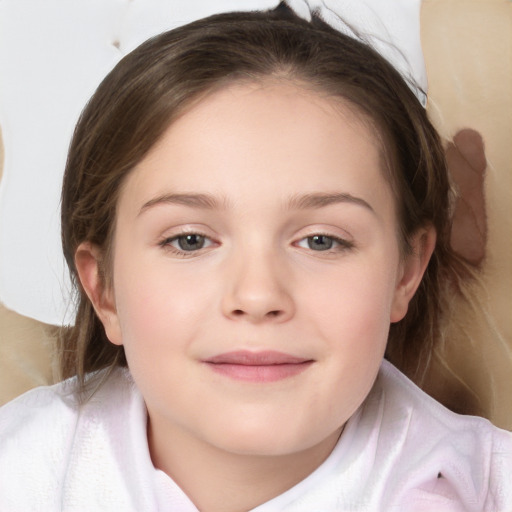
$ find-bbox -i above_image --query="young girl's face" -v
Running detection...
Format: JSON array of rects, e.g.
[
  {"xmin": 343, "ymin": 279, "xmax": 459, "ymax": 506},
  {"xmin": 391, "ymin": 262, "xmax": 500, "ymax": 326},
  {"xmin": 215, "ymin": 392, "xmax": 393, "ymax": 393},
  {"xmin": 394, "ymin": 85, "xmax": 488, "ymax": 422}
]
[{"xmin": 85, "ymin": 81, "xmax": 427, "ymax": 461}]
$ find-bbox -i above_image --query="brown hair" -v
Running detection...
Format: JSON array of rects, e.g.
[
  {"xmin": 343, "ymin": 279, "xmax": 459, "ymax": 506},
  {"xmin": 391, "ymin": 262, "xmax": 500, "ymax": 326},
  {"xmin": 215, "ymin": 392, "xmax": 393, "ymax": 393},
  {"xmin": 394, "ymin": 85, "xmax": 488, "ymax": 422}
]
[{"xmin": 60, "ymin": 3, "xmax": 471, "ymax": 393}]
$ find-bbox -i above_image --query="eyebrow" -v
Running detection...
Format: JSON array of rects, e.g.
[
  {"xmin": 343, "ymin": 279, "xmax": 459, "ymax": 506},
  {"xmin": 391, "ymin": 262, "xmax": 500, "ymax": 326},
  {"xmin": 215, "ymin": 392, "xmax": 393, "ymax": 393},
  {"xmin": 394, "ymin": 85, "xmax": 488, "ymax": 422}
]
[
  {"xmin": 139, "ymin": 193, "xmax": 225, "ymax": 215},
  {"xmin": 138, "ymin": 191, "xmax": 375, "ymax": 215},
  {"xmin": 287, "ymin": 192, "xmax": 375, "ymax": 214}
]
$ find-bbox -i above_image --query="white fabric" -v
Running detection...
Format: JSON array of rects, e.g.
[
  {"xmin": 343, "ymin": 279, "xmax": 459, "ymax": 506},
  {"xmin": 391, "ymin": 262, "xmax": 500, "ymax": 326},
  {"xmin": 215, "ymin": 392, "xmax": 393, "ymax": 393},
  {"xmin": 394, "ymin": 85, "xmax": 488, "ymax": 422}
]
[
  {"xmin": 0, "ymin": 0, "xmax": 426, "ymax": 325},
  {"xmin": 1, "ymin": 359, "xmax": 510, "ymax": 511}
]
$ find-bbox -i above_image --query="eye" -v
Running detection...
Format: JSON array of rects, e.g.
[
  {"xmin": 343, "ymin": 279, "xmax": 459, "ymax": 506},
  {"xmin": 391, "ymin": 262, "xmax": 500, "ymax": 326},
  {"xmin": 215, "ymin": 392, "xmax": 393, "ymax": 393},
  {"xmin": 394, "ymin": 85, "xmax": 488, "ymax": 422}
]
[
  {"xmin": 160, "ymin": 233, "xmax": 214, "ymax": 253},
  {"xmin": 296, "ymin": 234, "xmax": 353, "ymax": 252},
  {"xmin": 174, "ymin": 234, "xmax": 207, "ymax": 251},
  {"xmin": 306, "ymin": 235, "xmax": 333, "ymax": 251}
]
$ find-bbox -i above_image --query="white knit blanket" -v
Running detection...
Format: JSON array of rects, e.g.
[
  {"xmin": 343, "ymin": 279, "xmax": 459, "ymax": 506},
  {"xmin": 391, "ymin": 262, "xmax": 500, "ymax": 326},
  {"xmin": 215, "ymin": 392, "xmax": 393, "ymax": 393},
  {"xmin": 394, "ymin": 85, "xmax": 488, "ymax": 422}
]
[{"xmin": 1, "ymin": 360, "xmax": 510, "ymax": 511}]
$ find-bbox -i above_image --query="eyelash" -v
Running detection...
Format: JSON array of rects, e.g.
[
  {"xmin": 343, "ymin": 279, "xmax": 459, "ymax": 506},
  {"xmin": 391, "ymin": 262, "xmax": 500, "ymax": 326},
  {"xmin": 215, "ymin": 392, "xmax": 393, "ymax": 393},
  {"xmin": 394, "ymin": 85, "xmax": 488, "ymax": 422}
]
[
  {"xmin": 295, "ymin": 234, "xmax": 354, "ymax": 254},
  {"xmin": 158, "ymin": 231, "xmax": 354, "ymax": 258}
]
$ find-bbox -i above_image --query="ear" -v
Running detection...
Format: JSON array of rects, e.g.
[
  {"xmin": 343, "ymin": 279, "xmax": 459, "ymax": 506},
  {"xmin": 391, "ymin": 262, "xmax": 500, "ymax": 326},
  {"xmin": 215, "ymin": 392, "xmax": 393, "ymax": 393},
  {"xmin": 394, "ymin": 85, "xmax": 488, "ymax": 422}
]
[
  {"xmin": 74, "ymin": 242, "xmax": 123, "ymax": 346},
  {"xmin": 390, "ymin": 226, "xmax": 436, "ymax": 323}
]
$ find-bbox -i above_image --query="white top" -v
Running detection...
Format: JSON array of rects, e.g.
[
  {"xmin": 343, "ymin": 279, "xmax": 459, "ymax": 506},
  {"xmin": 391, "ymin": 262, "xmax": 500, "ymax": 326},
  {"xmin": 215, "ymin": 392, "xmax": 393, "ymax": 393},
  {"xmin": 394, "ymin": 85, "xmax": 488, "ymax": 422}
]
[{"xmin": 1, "ymin": 360, "xmax": 511, "ymax": 511}]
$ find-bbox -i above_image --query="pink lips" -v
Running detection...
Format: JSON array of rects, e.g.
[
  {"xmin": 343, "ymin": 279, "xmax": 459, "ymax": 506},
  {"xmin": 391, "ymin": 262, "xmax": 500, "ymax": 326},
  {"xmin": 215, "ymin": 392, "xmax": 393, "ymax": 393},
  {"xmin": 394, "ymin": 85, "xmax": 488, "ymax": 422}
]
[{"xmin": 203, "ymin": 350, "xmax": 313, "ymax": 382}]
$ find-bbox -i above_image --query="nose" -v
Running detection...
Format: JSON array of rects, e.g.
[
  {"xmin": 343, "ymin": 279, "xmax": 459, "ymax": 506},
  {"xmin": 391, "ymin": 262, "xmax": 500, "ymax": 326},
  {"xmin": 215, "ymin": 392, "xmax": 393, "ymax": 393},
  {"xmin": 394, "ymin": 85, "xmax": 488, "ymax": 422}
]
[{"xmin": 221, "ymin": 250, "xmax": 295, "ymax": 324}]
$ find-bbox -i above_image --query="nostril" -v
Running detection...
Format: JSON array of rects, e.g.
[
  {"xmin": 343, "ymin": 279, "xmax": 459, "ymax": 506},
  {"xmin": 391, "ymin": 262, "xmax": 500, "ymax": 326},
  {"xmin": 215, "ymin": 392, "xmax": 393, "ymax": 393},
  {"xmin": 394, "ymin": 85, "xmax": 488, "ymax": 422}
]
[{"xmin": 230, "ymin": 309, "xmax": 282, "ymax": 318}]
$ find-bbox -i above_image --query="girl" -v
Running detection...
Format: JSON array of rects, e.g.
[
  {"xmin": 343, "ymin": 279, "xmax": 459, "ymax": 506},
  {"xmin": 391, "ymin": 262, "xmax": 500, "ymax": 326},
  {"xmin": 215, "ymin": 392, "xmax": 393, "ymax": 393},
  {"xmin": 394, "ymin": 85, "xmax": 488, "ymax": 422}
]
[{"xmin": 1, "ymin": 4, "xmax": 510, "ymax": 511}]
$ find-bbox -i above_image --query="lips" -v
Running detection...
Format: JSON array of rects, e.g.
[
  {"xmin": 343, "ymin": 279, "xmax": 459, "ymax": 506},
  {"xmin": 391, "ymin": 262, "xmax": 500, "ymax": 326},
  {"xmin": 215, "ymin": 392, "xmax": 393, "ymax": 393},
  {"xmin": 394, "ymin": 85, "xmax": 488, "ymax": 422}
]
[{"xmin": 203, "ymin": 350, "xmax": 314, "ymax": 382}]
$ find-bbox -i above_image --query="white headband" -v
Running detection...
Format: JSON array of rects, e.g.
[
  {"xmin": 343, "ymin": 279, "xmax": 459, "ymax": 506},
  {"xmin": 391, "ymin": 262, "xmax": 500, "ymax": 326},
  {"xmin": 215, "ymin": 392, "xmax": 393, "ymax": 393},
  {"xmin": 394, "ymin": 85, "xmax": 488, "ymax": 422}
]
[{"xmin": 0, "ymin": 0, "xmax": 425, "ymax": 325}]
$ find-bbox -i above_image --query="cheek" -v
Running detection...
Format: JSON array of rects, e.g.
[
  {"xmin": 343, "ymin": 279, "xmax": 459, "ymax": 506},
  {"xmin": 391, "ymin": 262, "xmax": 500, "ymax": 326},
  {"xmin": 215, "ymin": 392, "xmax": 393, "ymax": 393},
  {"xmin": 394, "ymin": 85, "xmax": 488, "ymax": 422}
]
[
  {"xmin": 112, "ymin": 257, "xmax": 217, "ymax": 353},
  {"xmin": 302, "ymin": 258, "xmax": 397, "ymax": 337}
]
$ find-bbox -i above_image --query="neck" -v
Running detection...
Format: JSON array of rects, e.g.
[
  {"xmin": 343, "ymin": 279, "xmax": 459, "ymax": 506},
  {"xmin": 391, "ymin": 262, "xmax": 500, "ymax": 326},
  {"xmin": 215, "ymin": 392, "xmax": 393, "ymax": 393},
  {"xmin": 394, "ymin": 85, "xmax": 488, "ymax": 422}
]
[{"xmin": 148, "ymin": 419, "xmax": 342, "ymax": 512}]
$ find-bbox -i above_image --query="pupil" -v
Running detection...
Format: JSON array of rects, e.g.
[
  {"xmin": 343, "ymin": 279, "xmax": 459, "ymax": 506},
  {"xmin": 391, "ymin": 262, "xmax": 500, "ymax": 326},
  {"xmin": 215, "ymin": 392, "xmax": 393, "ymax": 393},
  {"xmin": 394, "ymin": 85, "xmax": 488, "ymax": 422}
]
[
  {"xmin": 308, "ymin": 235, "xmax": 333, "ymax": 251},
  {"xmin": 178, "ymin": 234, "xmax": 204, "ymax": 251}
]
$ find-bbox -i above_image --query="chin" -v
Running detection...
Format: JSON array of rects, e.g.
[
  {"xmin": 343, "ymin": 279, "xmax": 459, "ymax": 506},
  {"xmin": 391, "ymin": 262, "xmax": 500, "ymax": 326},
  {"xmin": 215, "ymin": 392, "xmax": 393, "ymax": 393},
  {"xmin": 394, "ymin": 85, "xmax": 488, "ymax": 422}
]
[{"xmin": 206, "ymin": 420, "xmax": 327, "ymax": 458}]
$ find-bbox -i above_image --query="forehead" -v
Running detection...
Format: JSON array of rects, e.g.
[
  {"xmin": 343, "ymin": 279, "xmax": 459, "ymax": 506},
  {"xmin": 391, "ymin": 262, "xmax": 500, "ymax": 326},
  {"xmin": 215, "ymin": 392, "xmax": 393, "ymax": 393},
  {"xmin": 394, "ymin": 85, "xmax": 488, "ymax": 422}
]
[{"xmin": 118, "ymin": 81, "xmax": 393, "ymax": 217}]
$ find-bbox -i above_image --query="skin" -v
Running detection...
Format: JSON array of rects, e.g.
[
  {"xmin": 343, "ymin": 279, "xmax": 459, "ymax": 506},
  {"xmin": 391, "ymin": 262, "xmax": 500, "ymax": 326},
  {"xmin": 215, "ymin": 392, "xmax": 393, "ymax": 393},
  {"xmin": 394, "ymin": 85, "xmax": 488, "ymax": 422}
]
[{"xmin": 76, "ymin": 81, "xmax": 434, "ymax": 512}]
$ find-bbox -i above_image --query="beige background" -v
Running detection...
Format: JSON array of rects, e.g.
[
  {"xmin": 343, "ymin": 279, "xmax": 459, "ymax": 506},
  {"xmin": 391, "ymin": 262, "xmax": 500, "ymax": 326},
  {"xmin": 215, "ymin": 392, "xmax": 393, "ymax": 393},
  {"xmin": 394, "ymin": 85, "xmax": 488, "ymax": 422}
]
[
  {"xmin": 1, "ymin": 0, "xmax": 511, "ymax": 429},
  {"xmin": 420, "ymin": 0, "xmax": 512, "ymax": 429}
]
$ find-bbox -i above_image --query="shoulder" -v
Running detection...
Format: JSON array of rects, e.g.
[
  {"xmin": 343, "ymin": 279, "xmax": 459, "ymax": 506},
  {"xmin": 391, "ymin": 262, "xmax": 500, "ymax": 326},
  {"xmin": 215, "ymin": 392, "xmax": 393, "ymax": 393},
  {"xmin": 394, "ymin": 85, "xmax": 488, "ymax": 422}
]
[
  {"xmin": 366, "ymin": 360, "xmax": 512, "ymax": 510},
  {"xmin": 375, "ymin": 359, "xmax": 512, "ymax": 448},
  {"xmin": 0, "ymin": 377, "xmax": 80, "ymax": 507},
  {"xmin": 0, "ymin": 368, "xmax": 144, "ymax": 509},
  {"xmin": 0, "ymin": 376, "xmax": 80, "ymax": 450},
  {"xmin": 0, "ymin": 367, "xmax": 136, "ymax": 436}
]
